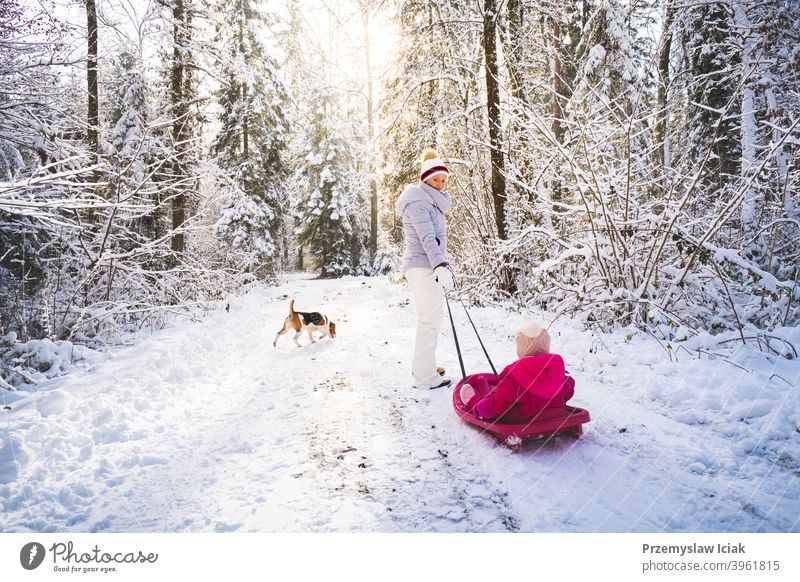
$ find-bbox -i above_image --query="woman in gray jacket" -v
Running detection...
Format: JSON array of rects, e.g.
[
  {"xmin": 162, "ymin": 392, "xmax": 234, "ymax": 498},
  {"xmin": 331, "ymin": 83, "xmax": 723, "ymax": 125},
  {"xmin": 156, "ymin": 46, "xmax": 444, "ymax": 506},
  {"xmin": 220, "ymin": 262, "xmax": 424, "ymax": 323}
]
[{"xmin": 395, "ymin": 149, "xmax": 456, "ymax": 389}]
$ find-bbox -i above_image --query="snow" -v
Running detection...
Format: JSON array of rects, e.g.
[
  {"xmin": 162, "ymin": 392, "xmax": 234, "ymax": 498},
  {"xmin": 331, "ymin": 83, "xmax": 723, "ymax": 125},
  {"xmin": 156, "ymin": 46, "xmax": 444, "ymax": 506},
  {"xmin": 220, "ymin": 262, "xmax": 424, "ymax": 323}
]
[
  {"xmin": 584, "ymin": 44, "xmax": 607, "ymax": 76},
  {"xmin": 1, "ymin": 274, "xmax": 798, "ymax": 533}
]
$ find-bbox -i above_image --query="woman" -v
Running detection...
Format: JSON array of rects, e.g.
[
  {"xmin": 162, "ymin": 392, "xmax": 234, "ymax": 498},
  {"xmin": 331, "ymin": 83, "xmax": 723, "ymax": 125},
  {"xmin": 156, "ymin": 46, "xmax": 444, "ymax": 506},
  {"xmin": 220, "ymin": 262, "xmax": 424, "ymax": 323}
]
[{"xmin": 395, "ymin": 149, "xmax": 457, "ymax": 389}]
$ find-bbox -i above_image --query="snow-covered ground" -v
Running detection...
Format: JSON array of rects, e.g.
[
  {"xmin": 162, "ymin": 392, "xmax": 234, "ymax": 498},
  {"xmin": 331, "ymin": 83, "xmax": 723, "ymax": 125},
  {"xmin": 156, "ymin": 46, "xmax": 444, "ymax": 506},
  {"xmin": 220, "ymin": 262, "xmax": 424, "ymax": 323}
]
[{"xmin": 1, "ymin": 274, "xmax": 799, "ymax": 533}]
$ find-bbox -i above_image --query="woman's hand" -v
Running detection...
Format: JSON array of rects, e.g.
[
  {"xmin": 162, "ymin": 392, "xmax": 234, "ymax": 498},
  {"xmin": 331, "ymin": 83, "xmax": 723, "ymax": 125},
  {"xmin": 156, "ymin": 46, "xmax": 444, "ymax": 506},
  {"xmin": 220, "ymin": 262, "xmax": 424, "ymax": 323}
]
[{"xmin": 433, "ymin": 262, "xmax": 455, "ymax": 293}]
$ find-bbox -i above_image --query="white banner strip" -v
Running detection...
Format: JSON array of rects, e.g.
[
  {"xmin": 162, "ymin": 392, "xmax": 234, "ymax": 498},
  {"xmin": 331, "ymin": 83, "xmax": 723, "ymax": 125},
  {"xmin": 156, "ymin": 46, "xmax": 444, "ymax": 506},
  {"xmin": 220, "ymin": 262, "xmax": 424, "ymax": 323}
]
[{"xmin": 1, "ymin": 533, "xmax": 797, "ymax": 582}]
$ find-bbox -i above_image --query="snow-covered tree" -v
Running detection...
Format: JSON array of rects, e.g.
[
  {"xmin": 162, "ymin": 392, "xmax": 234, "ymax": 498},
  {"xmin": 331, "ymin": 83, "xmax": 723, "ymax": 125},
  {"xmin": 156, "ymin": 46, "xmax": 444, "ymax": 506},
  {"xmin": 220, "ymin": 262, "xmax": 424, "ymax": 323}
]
[
  {"xmin": 211, "ymin": 0, "xmax": 290, "ymax": 279},
  {"xmin": 107, "ymin": 51, "xmax": 168, "ymax": 243},
  {"xmin": 293, "ymin": 86, "xmax": 363, "ymax": 278}
]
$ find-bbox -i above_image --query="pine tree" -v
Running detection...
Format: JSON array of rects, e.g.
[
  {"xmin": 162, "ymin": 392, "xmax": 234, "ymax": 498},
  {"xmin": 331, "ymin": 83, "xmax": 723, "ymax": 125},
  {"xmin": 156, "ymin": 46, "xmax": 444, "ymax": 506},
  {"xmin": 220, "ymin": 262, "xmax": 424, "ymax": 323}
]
[
  {"xmin": 293, "ymin": 86, "xmax": 359, "ymax": 278},
  {"xmin": 107, "ymin": 52, "xmax": 166, "ymax": 244},
  {"xmin": 211, "ymin": 0, "xmax": 289, "ymax": 279}
]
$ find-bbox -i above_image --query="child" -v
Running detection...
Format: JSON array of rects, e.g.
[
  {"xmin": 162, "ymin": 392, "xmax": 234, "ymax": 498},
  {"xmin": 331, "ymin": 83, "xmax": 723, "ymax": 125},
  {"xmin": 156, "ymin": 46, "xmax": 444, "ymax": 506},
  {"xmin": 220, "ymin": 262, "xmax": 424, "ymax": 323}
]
[{"xmin": 460, "ymin": 321, "xmax": 574, "ymax": 423}]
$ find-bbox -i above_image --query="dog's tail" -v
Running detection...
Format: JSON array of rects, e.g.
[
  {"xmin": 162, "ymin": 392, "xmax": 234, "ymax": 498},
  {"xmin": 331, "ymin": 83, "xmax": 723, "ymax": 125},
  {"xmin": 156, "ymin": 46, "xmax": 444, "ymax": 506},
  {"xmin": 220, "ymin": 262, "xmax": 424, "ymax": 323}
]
[{"xmin": 289, "ymin": 297, "xmax": 296, "ymax": 315}]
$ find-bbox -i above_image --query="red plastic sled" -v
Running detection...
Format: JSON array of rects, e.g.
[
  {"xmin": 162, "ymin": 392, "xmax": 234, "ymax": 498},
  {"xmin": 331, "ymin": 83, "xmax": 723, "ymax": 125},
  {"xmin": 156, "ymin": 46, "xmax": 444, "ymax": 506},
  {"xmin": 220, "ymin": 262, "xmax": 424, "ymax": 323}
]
[{"xmin": 452, "ymin": 378, "xmax": 591, "ymax": 451}]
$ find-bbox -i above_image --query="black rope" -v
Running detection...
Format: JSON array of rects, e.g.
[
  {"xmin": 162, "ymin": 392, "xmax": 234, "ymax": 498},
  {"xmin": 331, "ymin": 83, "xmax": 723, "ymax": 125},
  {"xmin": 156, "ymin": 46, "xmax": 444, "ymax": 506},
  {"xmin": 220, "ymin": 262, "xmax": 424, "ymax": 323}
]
[
  {"xmin": 460, "ymin": 299, "xmax": 497, "ymax": 377},
  {"xmin": 445, "ymin": 295, "xmax": 467, "ymax": 383}
]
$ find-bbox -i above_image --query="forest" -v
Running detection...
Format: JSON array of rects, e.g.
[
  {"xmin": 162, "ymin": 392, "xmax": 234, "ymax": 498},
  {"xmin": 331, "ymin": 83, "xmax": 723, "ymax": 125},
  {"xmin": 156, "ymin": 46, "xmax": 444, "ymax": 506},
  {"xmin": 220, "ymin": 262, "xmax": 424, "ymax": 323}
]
[{"xmin": 1, "ymin": 0, "xmax": 798, "ymax": 386}]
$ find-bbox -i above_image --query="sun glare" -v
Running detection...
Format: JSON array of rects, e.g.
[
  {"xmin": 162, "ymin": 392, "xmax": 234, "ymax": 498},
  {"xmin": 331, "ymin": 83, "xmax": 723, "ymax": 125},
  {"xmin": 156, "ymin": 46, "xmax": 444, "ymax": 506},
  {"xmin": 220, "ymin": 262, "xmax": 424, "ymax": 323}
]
[{"xmin": 366, "ymin": 8, "xmax": 399, "ymax": 73}]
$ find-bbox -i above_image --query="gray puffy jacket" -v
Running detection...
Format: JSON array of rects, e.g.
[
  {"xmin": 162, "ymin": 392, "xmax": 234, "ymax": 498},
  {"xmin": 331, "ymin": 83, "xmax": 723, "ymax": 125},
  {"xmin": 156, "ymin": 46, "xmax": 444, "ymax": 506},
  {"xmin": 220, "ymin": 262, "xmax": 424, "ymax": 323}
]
[{"xmin": 396, "ymin": 182, "xmax": 452, "ymax": 275}]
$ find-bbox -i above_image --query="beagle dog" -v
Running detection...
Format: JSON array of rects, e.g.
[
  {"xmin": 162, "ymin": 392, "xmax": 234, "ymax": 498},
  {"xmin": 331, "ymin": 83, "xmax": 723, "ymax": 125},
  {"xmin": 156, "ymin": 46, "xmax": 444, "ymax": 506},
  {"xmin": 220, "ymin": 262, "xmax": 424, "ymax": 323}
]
[{"xmin": 273, "ymin": 298, "xmax": 337, "ymax": 347}]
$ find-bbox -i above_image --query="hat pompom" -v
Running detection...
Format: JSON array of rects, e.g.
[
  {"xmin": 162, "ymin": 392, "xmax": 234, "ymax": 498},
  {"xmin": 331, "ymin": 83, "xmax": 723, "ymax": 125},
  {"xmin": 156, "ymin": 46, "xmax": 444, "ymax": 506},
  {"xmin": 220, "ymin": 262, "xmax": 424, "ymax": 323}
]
[
  {"xmin": 421, "ymin": 148, "xmax": 439, "ymax": 163},
  {"xmin": 515, "ymin": 321, "xmax": 551, "ymax": 357},
  {"xmin": 518, "ymin": 320, "xmax": 544, "ymax": 338}
]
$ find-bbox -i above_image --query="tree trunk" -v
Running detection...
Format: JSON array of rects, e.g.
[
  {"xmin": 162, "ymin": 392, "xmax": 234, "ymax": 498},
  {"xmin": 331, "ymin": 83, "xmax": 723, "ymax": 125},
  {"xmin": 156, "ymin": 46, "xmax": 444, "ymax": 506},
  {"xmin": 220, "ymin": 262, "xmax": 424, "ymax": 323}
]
[
  {"xmin": 504, "ymin": 0, "xmax": 527, "ymax": 107},
  {"xmin": 86, "ymin": 0, "xmax": 98, "ymax": 156},
  {"xmin": 86, "ymin": 0, "xmax": 100, "ymax": 214},
  {"xmin": 483, "ymin": 0, "xmax": 507, "ymax": 241},
  {"xmin": 484, "ymin": 0, "xmax": 516, "ymax": 293},
  {"xmin": 766, "ymin": 85, "xmax": 794, "ymax": 220},
  {"xmin": 551, "ymin": 18, "xmax": 565, "ymax": 143},
  {"xmin": 238, "ymin": 12, "xmax": 249, "ymax": 158},
  {"xmin": 548, "ymin": 13, "xmax": 569, "ymax": 226},
  {"xmin": 731, "ymin": 0, "xmax": 760, "ymax": 241},
  {"xmin": 170, "ymin": 0, "xmax": 188, "ymax": 254},
  {"xmin": 502, "ymin": 0, "xmax": 536, "ymax": 209},
  {"xmin": 362, "ymin": 7, "xmax": 377, "ymax": 260},
  {"xmin": 654, "ymin": 1, "xmax": 674, "ymax": 189},
  {"xmin": 242, "ymin": 85, "xmax": 249, "ymax": 158}
]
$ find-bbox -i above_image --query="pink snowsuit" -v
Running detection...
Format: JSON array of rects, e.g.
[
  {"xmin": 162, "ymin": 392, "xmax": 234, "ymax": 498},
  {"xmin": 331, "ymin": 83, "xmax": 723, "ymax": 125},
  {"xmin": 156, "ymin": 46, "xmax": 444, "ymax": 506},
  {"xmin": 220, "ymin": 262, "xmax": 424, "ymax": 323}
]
[{"xmin": 463, "ymin": 353, "xmax": 574, "ymax": 423}]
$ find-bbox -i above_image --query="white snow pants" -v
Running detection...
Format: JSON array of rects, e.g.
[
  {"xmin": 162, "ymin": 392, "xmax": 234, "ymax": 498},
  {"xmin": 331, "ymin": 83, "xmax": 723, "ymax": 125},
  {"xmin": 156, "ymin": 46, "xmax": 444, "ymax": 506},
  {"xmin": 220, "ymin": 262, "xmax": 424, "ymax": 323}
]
[{"xmin": 405, "ymin": 267, "xmax": 444, "ymax": 387}]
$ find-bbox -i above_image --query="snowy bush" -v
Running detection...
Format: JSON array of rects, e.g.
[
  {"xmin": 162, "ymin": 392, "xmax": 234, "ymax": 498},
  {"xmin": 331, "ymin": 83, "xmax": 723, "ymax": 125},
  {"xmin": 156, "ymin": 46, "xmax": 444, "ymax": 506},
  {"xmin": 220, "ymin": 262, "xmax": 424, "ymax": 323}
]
[{"xmin": 0, "ymin": 333, "xmax": 100, "ymax": 390}]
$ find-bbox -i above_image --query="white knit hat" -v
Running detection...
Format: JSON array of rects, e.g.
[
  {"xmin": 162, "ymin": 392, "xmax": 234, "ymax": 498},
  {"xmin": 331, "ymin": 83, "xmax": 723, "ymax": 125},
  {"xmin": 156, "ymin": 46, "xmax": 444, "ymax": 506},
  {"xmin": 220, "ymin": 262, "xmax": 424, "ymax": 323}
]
[
  {"xmin": 515, "ymin": 321, "xmax": 551, "ymax": 357},
  {"xmin": 419, "ymin": 148, "xmax": 449, "ymax": 182}
]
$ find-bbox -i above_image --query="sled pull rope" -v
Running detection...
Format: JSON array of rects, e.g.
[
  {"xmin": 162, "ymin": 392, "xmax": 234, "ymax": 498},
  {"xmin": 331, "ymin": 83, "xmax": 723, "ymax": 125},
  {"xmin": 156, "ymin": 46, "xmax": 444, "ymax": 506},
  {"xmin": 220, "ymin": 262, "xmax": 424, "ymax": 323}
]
[
  {"xmin": 460, "ymin": 300, "xmax": 497, "ymax": 377},
  {"xmin": 445, "ymin": 295, "xmax": 467, "ymax": 383}
]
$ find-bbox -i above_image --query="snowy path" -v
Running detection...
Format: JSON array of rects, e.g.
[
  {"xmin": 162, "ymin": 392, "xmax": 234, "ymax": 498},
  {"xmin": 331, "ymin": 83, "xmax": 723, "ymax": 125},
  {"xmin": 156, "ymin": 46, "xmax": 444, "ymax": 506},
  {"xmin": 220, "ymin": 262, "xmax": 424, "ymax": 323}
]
[{"xmin": 2, "ymin": 275, "xmax": 799, "ymax": 532}]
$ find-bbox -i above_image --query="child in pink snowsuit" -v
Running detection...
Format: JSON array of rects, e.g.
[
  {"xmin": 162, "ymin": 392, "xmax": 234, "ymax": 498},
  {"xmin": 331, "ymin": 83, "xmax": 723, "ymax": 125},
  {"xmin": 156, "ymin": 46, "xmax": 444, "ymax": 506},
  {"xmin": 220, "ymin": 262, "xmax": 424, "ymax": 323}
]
[{"xmin": 459, "ymin": 321, "xmax": 574, "ymax": 423}]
